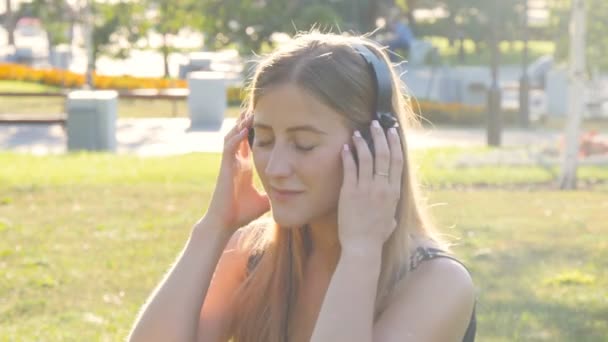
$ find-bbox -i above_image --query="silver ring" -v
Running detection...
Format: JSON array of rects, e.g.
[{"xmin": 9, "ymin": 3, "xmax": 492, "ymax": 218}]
[{"xmin": 375, "ymin": 171, "xmax": 389, "ymax": 177}]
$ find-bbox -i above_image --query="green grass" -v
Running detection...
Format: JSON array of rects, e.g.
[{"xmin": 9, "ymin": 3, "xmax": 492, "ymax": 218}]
[
  {"xmin": 0, "ymin": 80, "xmax": 60, "ymax": 93},
  {"xmin": 1, "ymin": 148, "xmax": 607, "ymax": 188},
  {"xmin": 0, "ymin": 151, "xmax": 606, "ymax": 341},
  {"xmin": 414, "ymin": 147, "xmax": 608, "ymax": 187}
]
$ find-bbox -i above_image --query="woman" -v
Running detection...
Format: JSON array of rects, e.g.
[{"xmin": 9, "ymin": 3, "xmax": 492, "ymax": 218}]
[{"xmin": 129, "ymin": 31, "xmax": 476, "ymax": 342}]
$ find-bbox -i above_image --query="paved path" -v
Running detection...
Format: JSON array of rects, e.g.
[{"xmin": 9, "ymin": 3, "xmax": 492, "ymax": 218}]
[{"xmin": 0, "ymin": 118, "xmax": 568, "ymax": 156}]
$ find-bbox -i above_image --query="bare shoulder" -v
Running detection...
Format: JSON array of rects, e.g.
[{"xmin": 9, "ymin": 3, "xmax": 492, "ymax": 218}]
[
  {"xmin": 373, "ymin": 254, "xmax": 476, "ymax": 342},
  {"xmin": 197, "ymin": 219, "xmax": 271, "ymax": 342},
  {"xmin": 410, "ymin": 255, "xmax": 475, "ymax": 295},
  {"xmin": 215, "ymin": 219, "xmax": 269, "ymax": 274}
]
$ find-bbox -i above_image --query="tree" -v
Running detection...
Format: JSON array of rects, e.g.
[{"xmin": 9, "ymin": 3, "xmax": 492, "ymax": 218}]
[
  {"xmin": 146, "ymin": 0, "xmax": 198, "ymax": 78},
  {"xmin": 199, "ymin": 0, "xmax": 343, "ymax": 55},
  {"xmin": 549, "ymin": 0, "xmax": 608, "ymax": 71},
  {"xmin": 5, "ymin": 0, "xmax": 15, "ymax": 46},
  {"xmin": 400, "ymin": 0, "xmax": 522, "ymax": 51},
  {"xmin": 90, "ymin": 1, "xmax": 145, "ymax": 72},
  {"xmin": 20, "ymin": 0, "xmax": 72, "ymax": 57},
  {"xmin": 559, "ymin": 0, "xmax": 586, "ymax": 189}
]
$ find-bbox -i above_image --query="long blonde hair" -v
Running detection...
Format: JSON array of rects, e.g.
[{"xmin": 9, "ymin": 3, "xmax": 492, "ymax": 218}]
[{"xmin": 229, "ymin": 31, "xmax": 449, "ymax": 342}]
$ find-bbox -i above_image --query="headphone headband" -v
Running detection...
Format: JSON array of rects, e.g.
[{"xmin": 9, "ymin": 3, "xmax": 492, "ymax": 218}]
[{"xmin": 352, "ymin": 44, "xmax": 396, "ymax": 128}]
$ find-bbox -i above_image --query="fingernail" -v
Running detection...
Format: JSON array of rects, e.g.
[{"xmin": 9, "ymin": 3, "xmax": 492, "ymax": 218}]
[
  {"xmin": 389, "ymin": 127, "xmax": 397, "ymax": 135},
  {"xmin": 354, "ymin": 130, "xmax": 362, "ymax": 138},
  {"xmin": 372, "ymin": 120, "xmax": 381, "ymax": 129},
  {"xmin": 343, "ymin": 144, "xmax": 349, "ymax": 151}
]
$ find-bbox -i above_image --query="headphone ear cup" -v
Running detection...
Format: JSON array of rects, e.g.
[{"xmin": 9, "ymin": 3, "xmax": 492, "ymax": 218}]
[
  {"xmin": 378, "ymin": 112, "xmax": 397, "ymax": 129},
  {"xmin": 247, "ymin": 127, "xmax": 255, "ymax": 147}
]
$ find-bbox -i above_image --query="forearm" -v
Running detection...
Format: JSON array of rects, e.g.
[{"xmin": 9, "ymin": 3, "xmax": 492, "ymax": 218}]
[
  {"xmin": 311, "ymin": 245, "xmax": 382, "ymax": 342},
  {"xmin": 128, "ymin": 217, "xmax": 233, "ymax": 342}
]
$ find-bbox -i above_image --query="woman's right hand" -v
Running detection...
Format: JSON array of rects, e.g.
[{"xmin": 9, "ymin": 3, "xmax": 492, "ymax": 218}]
[{"xmin": 202, "ymin": 112, "xmax": 270, "ymax": 233}]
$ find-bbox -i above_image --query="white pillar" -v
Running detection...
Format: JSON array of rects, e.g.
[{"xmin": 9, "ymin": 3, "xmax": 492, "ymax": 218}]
[
  {"xmin": 559, "ymin": 0, "xmax": 586, "ymax": 189},
  {"xmin": 66, "ymin": 90, "xmax": 117, "ymax": 151},
  {"xmin": 187, "ymin": 71, "xmax": 226, "ymax": 130}
]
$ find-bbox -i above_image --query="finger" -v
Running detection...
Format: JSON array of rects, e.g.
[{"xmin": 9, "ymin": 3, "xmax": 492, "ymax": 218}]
[
  {"xmin": 226, "ymin": 121, "xmax": 244, "ymax": 142},
  {"xmin": 369, "ymin": 120, "xmax": 391, "ymax": 180},
  {"xmin": 341, "ymin": 143, "xmax": 357, "ymax": 189},
  {"xmin": 224, "ymin": 127, "xmax": 249, "ymax": 153},
  {"xmin": 226, "ymin": 111, "xmax": 252, "ymax": 141},
  {"xmin": 352, "ymin": 130, "xmax": 373, "ymax": 187},
  {"xmin": 238, "ymin": 111, "xmax": 254, "ymax": 130},
  {"xmin": 387, "ymin": 127, "xmax": 404, "ymax": 186},
  {"xmin": 238, "ymin": 135, "xmax": 251, "ymax": 158}
]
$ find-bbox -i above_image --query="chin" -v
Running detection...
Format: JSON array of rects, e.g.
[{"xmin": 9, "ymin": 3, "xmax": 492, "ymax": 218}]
[{"xmin": 270, "ymin": 208, "xmax": 308, "ymax": 228}]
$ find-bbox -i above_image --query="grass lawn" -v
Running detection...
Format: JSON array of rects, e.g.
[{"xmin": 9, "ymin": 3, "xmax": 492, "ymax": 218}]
[
  {"xmin": 0, "ymin": 150, "xmax": 606, "ymax": 341},
  {"xmin": 0, "ymin": 80, "xmax": 60, "ymax": 93}
]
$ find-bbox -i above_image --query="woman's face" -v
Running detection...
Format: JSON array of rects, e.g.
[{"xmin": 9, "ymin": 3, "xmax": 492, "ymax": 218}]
[{"xmin": 252, "ymin": 84, "xmax": 352, "ymax": 228}]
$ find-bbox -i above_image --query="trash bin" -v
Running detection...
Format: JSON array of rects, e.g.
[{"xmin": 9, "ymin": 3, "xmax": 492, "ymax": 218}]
[
  {"xmin": 66, "ymin": 90, "xmax": 117, "ymax": 152},
  {"xmin": 187, "ymin": 71, "xmax": 226, "ymax": 130}
]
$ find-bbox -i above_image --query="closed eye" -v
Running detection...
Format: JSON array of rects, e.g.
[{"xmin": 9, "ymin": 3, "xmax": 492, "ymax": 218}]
[
  {"xmin": 295, "ymin": 144, "xmax": 316, "ymax": 152},
  {"xmin": 254, "ymin": 139, "xmax": 316, "ymax": 152}
]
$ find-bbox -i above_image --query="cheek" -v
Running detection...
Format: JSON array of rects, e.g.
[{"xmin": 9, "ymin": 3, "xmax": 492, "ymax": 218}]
[
  {"xmin": 252, "ymin": 152, "xmax": 270, "ymax": 185},
  {"xmin": 306, "ymin": 149, "xmax": 344, "ymax": 194},
  {"xmin": 252, "ymin": 152, "xmax": 266, "ymax": 175}
]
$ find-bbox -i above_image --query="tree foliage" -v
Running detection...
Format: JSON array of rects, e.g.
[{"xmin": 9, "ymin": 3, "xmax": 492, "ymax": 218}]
[
  {"xmin": 145, "ymin": 0, "xmax": 199, "ymax": 77},
  {"xmin": 198, "ymin": 0, "xmax": 352, "ymax": 54},
  {"xmin": 91, "ymin": 1, "xmax": 145, "ymax": 66},
  {"xmin": 19, "ymin": 0, "xmax": 71, "ymax": 46},
  {"xmin": 549, "ymin": 0, "xmax": 608, "ymax": 71}
]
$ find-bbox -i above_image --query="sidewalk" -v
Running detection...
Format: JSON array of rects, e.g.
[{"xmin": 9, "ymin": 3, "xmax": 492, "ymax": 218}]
[{"xmin": 0, "ymin": 117, "xmax": 564, "ymax": 156}]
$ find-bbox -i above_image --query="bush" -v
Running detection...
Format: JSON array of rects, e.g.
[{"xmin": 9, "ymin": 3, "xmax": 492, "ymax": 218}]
[{"xmin": 0, "ymin": 63, "xmax": 187, "ymax": 90}]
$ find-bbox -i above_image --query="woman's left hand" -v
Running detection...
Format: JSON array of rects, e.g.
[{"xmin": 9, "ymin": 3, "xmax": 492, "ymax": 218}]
[{"xmin": 338, "ymin": 120, "xmax": 404, "ymax": 251}]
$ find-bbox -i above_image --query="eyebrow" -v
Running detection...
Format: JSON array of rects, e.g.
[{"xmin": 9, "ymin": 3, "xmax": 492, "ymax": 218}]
[{"xmin": 253, "ymin": 123, "xmax": 328, "ymax": 135}]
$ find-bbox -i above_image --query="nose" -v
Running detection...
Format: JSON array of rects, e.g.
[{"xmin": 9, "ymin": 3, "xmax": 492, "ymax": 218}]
[{"xmin": 264, "ymin": 145, "xmax": 293, "ymax": 178}]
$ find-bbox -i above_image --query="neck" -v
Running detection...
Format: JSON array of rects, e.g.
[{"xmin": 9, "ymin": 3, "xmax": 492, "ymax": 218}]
[{"xmin": 306, "ymin": 212, "xmax": 341, "ymax": 274}]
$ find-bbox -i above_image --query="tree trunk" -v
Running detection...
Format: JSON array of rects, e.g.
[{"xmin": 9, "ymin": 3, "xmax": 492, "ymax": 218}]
[
  {"xmin": 559, "ymin": 0, "xmax": 586, "ymax": 189},
  {"xmin": 447, "ymin": 11, "xmax": 455, "ymax": 47},
  {"xmin": 46, "ymin": 30, "xmax": 54, "ymax": 65},
  {"xmin": 406, "ymin": 0, "xmax": 417, "ymax": 29},
  {"xmin": 162, "ymin": 33, "xmax": 170, "ymax": 78},
  {"xmin": 6, "ymin": 0, "xmax": 15, "ymax": 46}
]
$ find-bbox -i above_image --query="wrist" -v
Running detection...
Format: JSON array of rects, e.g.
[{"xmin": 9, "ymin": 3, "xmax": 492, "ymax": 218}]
[
  {"xmin": 340, "ymin": 242, "xmax": 383, "ymax": 264},
  {"xmin": 190, "ymin": 216, "xmax": 233, "ymax": 245}
]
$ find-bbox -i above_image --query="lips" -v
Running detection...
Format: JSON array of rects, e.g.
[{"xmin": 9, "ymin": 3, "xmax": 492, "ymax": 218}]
[{"xmin": 270, "ymin": 187, "xmax": 304, "ymax": 201}]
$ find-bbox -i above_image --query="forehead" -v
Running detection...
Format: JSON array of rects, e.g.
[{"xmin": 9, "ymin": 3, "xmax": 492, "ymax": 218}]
[{"xmin": 254, "ymin": 84, "xmax": 346, "ymax": 130}]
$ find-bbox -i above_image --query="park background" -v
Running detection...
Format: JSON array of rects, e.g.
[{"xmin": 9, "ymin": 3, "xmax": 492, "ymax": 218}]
[{"xmin": 1, "ymin": 0, "xmax": 607, "ymax": 341}]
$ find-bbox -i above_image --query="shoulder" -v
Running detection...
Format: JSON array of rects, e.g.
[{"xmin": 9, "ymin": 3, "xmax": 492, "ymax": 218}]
[
  {"xmin": 223, "ymin": 217, "xmax": 274, "ymax": 268},
  {"xmin": 374, "ymin": 252, "xmax": 476, "ymax": 341},
  {"xmin": 409, "ymin": 255, "xmax": 475, "ymax": 302}
]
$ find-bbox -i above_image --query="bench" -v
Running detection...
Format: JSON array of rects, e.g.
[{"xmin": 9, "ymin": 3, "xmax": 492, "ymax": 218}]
[{"xmin": 0, "ymin": 113, "xmax": 67, "ymax": 125}]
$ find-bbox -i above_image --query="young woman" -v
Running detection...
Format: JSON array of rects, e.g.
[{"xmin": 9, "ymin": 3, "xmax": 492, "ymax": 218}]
[{"xmin": 129, "ymin": 32, "xmax": 476, "ymax": 342}]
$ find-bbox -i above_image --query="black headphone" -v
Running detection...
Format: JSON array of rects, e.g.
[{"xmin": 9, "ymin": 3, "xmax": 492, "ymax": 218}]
[
  {"xmin": 247, "ymin": 43, "xmax": 398, "ymax": 150},
  {"xmin": 276, "ymin": 43, "xmax": 398, "ymax": 341},
  {"xmin": 352, "ymin": 43, "xmax": 398, "ymax": 130}
]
